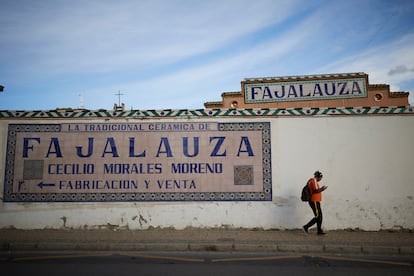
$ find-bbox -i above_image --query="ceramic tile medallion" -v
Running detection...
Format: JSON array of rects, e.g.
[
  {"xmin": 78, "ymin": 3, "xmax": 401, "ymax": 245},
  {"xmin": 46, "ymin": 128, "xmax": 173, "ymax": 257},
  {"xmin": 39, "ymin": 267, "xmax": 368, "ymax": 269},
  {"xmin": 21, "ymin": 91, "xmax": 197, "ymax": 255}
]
[{"xmin": 3, "ymin": 122, "xmax": 271, "ymax": 202}]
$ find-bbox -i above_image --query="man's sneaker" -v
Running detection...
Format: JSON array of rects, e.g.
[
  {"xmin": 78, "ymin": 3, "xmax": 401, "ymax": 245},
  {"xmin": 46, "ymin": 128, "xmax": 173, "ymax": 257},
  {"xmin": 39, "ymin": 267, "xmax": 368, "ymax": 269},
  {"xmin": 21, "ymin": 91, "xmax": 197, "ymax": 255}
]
[
  {"xmin": 302, "ymin": 226, "xmax": 309, "ymax": 234},
  {"xmin": 317, "ymin": 231, "xmax": 328, "ymax": 236}
]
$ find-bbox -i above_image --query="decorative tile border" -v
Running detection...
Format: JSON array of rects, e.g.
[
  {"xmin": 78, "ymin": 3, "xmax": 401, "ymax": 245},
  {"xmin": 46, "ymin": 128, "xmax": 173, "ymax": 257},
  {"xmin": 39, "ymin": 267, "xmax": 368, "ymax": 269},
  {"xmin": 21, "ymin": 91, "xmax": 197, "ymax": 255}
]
[
  {"xmin": 243, "ymin": 72, "xmax": 367, "ymax": 82},
  {"xmin": 0, "ymin": 106, "xmax": 413, "ymax": 119}
]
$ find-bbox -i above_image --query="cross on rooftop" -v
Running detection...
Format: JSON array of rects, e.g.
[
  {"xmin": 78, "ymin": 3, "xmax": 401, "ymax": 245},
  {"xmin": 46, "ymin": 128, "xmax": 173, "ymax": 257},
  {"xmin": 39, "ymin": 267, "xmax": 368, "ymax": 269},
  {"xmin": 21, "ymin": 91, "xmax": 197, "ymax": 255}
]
[{"xmin": 115, "ymin": 90, "xmax": 124, "ymax": 106}]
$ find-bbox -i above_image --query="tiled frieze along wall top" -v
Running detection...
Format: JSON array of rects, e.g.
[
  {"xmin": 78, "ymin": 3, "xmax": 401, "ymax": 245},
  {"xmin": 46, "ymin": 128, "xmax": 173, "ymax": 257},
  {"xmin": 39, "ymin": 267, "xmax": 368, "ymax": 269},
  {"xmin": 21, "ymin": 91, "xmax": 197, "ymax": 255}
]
[
  {"xmin": 0, "ymin": 106, "xmax": 413, "ymax": 119},
  {"xmin": 242, "ymin": 72, "xmax": 367, "ymax": 82}
]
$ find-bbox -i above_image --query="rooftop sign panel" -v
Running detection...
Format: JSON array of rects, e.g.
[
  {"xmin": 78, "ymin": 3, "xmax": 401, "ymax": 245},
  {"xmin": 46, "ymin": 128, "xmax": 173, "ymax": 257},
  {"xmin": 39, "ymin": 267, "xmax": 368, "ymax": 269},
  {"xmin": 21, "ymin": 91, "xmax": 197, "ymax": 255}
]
[{"xmin": 243, "ymin": 72, "xmax": 368, "ymax": 104}]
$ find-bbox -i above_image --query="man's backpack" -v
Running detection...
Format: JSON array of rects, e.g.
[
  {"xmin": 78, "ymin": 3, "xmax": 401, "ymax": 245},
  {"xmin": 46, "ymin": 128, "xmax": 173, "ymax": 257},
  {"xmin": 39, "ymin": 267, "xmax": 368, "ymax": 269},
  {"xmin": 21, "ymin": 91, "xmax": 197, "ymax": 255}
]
[{"xmin": 301, "ymin": 181, "xmax": 311, "ymax": 202}]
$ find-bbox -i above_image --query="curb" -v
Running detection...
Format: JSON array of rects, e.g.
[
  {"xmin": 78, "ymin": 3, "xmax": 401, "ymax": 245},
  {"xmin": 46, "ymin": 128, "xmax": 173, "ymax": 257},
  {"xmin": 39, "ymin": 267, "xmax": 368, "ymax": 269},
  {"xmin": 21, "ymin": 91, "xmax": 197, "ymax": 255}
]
[{"xmin": 2, "ymin": 241, "xmax": 413, "ymax": 255}]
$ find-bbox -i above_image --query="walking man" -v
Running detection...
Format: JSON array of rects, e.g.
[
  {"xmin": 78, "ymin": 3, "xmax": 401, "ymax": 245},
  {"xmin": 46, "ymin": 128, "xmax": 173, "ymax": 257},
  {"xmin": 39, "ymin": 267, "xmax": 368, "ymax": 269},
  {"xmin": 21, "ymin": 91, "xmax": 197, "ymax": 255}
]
[{"xmin": 303, "ymin": 171, "xmax": 328, "ymax": 235}]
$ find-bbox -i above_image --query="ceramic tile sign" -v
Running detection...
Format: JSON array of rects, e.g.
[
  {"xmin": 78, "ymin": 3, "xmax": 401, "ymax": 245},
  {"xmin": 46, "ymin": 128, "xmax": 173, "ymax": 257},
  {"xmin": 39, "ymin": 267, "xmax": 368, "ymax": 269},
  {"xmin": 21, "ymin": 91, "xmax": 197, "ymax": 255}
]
[
  {"xmin": 244, "ymin": 75, "xmax": 368, "ymax": 103},
  {"xmin": 3, "ymin": 122, "xmax": 271, "ymax": 202}
]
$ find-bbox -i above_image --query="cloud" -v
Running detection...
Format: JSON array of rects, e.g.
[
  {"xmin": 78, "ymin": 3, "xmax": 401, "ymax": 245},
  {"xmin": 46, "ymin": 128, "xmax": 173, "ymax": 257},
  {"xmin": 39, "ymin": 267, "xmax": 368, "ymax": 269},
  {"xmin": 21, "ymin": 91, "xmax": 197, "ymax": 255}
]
[
  {"xmin": 388, "ymin": 65, "xmax": 414, "ymax": 76},
  {"xmin": 316, "ymin": 33, "xmax": 414, "ymax": 90},
  {"xmin": 2, "ymin": 0, "xmax": 413, "ymax": 110},
  {"xmin": 0, "ymin": 0, "xmax": 304, "ymax": 78},
  {"xmin": 81, "ymin": 7, "xmax": 320, "ymax": 110}
]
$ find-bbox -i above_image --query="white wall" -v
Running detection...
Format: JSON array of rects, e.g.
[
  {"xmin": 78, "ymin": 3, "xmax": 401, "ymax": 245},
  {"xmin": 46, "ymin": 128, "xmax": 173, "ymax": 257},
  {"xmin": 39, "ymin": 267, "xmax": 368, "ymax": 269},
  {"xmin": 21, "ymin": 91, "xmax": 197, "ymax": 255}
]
[{"xmin": 1, "ymin": 115, "xmax": 413, "ymax": 231}]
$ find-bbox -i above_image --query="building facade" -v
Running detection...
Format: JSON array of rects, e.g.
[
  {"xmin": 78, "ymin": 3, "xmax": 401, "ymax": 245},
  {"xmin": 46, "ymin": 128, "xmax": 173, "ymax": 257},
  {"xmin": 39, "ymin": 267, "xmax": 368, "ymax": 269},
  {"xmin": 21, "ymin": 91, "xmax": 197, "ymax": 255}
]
[
  {"xmin": 0, "ymin": 73, "xmax": 413, "ymax": 231},
  {"xmin": 205, "ymin": 72, "xmax": 409, "ymax": 109}
]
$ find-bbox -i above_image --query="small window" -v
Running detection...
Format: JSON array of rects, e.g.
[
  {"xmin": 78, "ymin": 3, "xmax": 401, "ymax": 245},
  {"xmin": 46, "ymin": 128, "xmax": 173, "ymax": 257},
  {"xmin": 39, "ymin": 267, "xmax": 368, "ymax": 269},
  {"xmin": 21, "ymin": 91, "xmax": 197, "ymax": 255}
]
[
  {"xmin": 374, "ymin": 93, "xmax": 383, "ymax": 101},
  {"xmin": 230, "ymin": 101, "xmax": 238, "ymax": 108}
]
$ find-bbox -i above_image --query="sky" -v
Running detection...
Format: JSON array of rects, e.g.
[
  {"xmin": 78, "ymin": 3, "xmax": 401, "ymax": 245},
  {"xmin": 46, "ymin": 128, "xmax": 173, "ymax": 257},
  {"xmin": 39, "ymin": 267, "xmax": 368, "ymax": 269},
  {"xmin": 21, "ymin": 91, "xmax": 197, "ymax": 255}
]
[{"xmin": 1, "ymin": 0, "xmax": 413, "ymax": 110}]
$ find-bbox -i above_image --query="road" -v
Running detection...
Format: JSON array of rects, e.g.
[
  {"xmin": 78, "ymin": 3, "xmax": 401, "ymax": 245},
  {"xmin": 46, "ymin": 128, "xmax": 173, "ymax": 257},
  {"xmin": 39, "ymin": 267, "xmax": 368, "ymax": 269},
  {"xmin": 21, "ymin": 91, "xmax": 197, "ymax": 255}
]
[{"xmin": 1, "ymin": 251, "xmax": 413, "ymax": 276}]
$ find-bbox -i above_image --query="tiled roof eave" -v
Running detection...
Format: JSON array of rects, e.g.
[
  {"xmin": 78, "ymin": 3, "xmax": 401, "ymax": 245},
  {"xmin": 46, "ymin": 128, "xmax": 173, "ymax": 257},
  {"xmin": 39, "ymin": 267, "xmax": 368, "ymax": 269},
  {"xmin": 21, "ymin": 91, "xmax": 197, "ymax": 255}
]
[
  {"xmin": 1, "ymin": 106, "xmax": 413, "ymax": 119},
  {"xmin": 243, "ymin": 72, "xmax": 366, "ymax": 82}
]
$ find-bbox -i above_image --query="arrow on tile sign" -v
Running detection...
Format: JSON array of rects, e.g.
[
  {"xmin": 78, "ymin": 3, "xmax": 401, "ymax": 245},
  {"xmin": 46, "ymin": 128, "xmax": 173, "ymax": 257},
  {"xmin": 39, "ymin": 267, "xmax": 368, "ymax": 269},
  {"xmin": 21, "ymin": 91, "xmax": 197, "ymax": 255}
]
[{"xmin": 38, "ymin": 181, "xmax": 56, "ymax": 189}]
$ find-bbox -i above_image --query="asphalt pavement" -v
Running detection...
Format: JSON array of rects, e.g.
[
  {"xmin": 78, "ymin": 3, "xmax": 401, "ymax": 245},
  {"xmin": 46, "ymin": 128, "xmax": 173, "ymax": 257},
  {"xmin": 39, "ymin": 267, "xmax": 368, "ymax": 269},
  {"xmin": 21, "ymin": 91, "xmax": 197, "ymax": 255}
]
[{"xmin": 1, "ymin": 228, "xmax": 413, "ymax": 255}]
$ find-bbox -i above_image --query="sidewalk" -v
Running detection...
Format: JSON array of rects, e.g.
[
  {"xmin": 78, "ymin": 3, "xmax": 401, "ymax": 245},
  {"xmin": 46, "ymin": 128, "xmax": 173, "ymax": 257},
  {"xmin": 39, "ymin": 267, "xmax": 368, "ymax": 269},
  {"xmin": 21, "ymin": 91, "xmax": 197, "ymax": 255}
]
[{"xmin": 1, "ymin": 228, "xmax": 413, "ymax": 255}]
